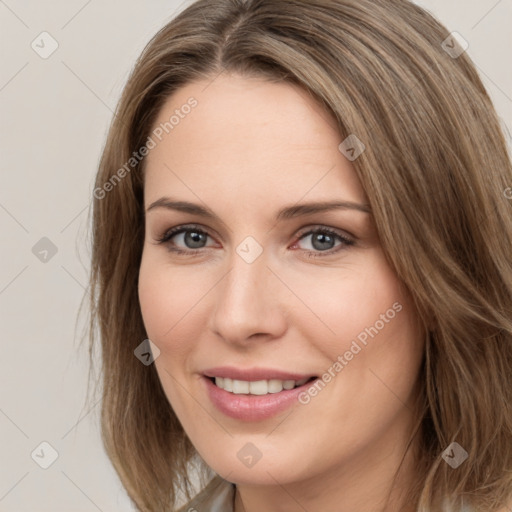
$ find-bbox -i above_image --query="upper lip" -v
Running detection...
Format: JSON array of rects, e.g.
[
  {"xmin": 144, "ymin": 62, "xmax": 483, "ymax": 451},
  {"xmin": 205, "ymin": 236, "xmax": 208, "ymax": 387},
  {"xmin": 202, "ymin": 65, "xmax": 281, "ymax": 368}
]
[{"xmin": 203, "ymin": 366, "xmax": 316, "ymax": 381}]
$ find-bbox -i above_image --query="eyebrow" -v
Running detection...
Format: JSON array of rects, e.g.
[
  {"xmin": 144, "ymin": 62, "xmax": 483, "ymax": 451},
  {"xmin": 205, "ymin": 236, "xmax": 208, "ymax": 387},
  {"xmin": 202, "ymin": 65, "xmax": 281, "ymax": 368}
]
[{"xmin": 145, "ymin": 197, "xmax": 371, "ymax": 222}]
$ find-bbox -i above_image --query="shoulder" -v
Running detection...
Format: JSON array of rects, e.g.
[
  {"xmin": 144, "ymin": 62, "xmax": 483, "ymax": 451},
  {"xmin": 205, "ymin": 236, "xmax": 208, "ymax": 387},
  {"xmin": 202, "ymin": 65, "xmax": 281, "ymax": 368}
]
[{"xmin": 176, "ymin": 475, "xmax": 235, "ymax": 512}]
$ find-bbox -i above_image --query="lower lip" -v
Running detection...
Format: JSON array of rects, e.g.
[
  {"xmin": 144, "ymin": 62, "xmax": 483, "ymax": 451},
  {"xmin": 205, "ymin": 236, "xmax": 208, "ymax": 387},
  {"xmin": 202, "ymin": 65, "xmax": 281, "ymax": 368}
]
[{"xmin": 203, "ymin": 376, "xmax": 316, "ymax": 421}]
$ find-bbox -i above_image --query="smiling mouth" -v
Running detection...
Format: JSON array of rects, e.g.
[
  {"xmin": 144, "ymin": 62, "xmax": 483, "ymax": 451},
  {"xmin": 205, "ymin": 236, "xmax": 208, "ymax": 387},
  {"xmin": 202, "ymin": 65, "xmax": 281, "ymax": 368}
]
[{"xmin": 208, "ymin": 376, "xmax": 317, "ymax": 395}]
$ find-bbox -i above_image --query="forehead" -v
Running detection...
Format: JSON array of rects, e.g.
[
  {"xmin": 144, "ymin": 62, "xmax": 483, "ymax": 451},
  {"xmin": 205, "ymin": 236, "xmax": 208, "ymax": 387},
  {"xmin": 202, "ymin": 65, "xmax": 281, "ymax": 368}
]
[{"xmin": 143, "ymin": 73, "xmax": 366, "ymax": 210}]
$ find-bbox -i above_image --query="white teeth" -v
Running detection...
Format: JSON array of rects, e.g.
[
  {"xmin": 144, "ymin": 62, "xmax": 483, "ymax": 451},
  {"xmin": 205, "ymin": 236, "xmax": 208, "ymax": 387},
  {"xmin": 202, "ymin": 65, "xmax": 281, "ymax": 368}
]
[
  {"xmin": 213, "ymin": 377, "xmax": 311, "ymax": 395},
  {"xmin": 283, "ymin": 380, "xmax": 295, "ymax": 390},
  {"xmin": 267, "ymin": 379, "xmax": 284, "ymax": 393},
  {"xmin": 232, "ymin": 379, "xmax": 250, "ymax": 394},
  {"xmin": 249, "ymin": 380, "xmax": 268, "ymax": 395},
  {"xmin": 223, "ymin": 377, "xmax": 233, "ymax": 392}
]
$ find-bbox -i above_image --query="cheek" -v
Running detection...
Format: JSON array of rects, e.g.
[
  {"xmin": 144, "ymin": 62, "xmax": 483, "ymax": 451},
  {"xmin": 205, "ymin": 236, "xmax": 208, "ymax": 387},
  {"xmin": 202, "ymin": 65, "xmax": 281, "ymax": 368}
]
[
  {"xmin": 138, "ymin": 251, "xmax": 205, "ymax": 360},
  {"xmin": 285, "ymin": 251, "xmax": 413, "ymax": 358},
  {"xmin": 138, "ymin": 254, "xmax": 209, "ymax": 417}
]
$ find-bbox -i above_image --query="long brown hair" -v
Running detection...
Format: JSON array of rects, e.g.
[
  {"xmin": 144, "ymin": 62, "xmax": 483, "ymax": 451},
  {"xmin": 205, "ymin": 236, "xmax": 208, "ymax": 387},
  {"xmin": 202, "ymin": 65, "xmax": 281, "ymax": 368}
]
[{"xmin": 88, "ymin": 0, "xmax": 512, "ymax": 510}]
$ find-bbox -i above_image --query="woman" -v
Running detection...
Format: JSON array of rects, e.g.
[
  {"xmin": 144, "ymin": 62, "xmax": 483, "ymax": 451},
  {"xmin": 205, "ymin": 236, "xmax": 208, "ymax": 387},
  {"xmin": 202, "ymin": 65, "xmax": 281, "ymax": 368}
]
[{"xmin": 88, "ymin": 0, "xmax": 512, "ymax": 511}]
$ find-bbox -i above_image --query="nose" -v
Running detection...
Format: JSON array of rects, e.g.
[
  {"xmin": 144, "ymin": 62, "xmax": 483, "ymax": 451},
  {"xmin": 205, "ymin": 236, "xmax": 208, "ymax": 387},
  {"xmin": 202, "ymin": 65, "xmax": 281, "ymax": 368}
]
[{"xmin": 208, "ymin": 247, "xmax": 288, "ymax": 346}]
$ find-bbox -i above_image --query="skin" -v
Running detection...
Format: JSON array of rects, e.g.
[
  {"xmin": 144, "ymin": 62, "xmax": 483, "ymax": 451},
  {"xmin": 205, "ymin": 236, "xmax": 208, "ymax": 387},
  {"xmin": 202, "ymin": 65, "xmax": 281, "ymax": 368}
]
[{"xmin": 138, "ymin": 73, "xmax": 425, "ymax": 512}]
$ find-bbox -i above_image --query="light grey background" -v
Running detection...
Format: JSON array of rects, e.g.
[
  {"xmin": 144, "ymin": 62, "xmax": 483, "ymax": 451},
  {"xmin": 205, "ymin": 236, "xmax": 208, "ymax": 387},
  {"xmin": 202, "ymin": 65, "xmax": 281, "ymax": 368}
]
[{"xmin": 0, "ymin": 1, "xmax": 510, "ymax": 510}]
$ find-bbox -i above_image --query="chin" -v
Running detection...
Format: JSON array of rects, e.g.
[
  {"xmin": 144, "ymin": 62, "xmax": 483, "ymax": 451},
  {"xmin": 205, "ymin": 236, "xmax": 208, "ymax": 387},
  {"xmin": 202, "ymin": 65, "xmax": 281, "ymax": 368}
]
[{"xmin": 193, "ymin": 436, "xmax": 319, "ymax": 486}]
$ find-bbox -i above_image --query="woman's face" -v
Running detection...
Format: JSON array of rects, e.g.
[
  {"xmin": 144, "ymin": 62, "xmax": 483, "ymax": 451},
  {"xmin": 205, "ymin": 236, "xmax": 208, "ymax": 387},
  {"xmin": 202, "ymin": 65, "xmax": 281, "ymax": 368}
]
[{"xmin": 139, "ymin": 73, "xmax": 424, "ymax": 487}]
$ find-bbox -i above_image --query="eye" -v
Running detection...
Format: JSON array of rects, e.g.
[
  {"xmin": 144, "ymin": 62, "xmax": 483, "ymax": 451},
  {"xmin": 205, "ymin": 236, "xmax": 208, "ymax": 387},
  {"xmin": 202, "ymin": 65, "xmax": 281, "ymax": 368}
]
[
  {"xmin": 155, "ymin": 224, "xmax": 355, "ymax": 258},
  {"xmin": 292, "ymin": 227, "xmax": 354, "ymax": 257},
  {"xmin": 155, "ymin": 224, "xmax": 216, "ymax": 254}
]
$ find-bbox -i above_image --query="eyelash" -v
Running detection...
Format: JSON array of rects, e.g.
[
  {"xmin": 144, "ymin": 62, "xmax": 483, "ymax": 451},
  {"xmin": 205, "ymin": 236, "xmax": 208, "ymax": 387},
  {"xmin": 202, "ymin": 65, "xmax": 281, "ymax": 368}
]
[{"xmin": 155, "ymin": 223, "xmax": 355, "ymax": 258}]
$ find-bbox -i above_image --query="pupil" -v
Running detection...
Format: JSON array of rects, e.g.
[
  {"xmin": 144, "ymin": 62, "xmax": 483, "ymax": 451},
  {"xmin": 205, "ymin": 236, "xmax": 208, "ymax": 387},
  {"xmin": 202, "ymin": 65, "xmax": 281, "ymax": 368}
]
[
  {"xmin": 185, "ymin": 231, "xmax": 206, "ymax": 248},
  {"xmin": 312, "ymin": 233, "xmax": 334, "ymax": 251}
]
